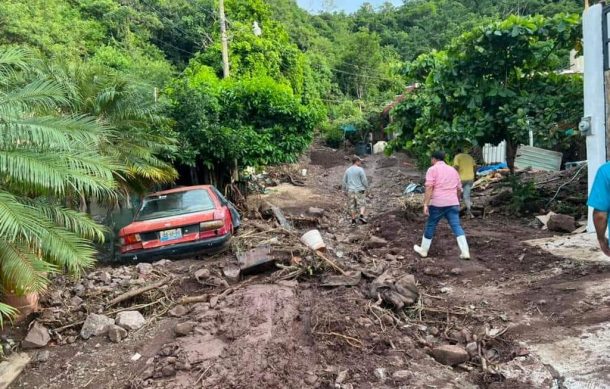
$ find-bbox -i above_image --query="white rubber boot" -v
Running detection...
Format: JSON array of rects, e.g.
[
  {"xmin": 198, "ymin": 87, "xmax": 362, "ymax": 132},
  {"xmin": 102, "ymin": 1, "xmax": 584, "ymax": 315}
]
[
  {"xmin": 414, "ymin": 237, "xmax": 432, "ymax": 258},
  {"xmin": 457, "ymin": 235, "xmax": 470, "ymax": 260}
]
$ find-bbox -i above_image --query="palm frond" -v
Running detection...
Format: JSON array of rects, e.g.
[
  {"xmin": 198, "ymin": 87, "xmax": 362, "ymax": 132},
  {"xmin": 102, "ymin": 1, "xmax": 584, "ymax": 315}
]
[
  {"xmin": 39, "ymin": 226, "xmax": 96, "ymax": 276},
  {"xmin": 0, "ymin": 192, "xmax": 95, "ymax": 281},
  {"xmin": 0, "ymin": 47, "xmax": 31, "ymax": 83},
  {"xmin": 0, "ymin": 115, "xmax": 106, "ymax": 150},
  {"xmin": 0, "ymin": 147, "xmax": 119, "ymax": 197},
  {"xmin": 0, "ymin": 303, "xmax": 18, "ymax": 328},
  {"xmin": 0, "ymin": 238, "xmax": 55, "ymax": 294},
  {"xmin": 0, "ymin": 79, "xmax": 67, "ymax": 112},
  {"xmin": 21, "ymin": 198, "xmax": 106, "ymax": 241},
  {"xmin": 0, "ymin": 191, "xmax": 46, "ymax": 244}
]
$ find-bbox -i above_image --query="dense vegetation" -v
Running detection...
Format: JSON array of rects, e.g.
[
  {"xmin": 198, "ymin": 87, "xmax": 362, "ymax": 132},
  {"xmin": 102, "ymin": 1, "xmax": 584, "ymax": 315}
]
[
  {"xmin": 0, "ymin": 0, "xmax": 586, "ymax": 322},
  {"xmin": 387, "ymin": 13, "xmax": 583, "ymax": 167}
]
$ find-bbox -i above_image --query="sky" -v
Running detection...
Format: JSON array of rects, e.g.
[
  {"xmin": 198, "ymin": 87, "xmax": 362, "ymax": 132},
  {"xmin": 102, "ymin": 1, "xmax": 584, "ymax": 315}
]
[{"xmin": 296, "ymin": 0, "xmax": 403, "ymax": 14}]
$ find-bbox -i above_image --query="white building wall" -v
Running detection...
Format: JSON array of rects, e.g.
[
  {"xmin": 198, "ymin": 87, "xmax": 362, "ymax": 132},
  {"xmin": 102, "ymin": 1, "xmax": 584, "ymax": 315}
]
[{"xmin": 482, "ymin": 141, "xmax": 507, "ymax": 164}]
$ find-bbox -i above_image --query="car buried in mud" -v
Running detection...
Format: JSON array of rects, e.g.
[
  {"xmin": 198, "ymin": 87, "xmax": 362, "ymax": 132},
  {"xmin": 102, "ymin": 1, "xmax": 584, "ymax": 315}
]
[{"xmin": 118, "ymin": 185, "xmax": 240, "ymax": 262}]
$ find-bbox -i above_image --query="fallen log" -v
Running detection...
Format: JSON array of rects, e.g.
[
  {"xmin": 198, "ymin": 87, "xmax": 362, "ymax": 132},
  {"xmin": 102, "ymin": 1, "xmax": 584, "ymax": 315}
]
[{"xmin": 106, "ymin": 276, "xmax": 172, "ymax": 307}]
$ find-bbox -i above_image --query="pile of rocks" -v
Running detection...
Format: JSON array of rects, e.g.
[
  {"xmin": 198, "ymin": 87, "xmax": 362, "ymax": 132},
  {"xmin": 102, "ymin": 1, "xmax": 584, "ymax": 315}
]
[
  {"xmin": 17, "ymin": 309, "xmax": 148, "ymax": 354},
  {"xmin": 36, "ymin": 260, "xmax": 171, "ymax": 333},
  {"xmin": 80, "ymin": 310, "xmax": 146, "ymax": 343}
]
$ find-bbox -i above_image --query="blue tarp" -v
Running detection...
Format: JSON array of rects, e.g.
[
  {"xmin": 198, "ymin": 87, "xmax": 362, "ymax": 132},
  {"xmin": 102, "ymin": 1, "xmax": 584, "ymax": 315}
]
[
  {"xmin": 341, "ymin": 124, "xmax": 357, "ymax": 133},
  {"xmin": 477, "ymin": 162, "xmax": 508, "ymax": 175}
]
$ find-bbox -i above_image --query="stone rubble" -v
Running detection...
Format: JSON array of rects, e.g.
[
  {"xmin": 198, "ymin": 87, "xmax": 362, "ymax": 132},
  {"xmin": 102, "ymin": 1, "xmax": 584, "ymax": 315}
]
[{"xmin": 22, "ymin": 322, "xmax": 50, "ymax": 349}]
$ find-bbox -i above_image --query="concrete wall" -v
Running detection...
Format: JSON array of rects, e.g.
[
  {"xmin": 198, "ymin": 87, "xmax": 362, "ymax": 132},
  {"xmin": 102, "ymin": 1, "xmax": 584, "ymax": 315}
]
[{"xmin": 584, "ymin": 4, "xmax": 607, "ymax": 232}]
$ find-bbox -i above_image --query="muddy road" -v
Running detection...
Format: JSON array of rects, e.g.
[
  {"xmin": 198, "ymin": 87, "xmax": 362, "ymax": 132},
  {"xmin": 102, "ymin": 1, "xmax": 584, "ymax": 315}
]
[{"xmin": 7, "ymin": 146, "xmax": 610, "ymax": 388}]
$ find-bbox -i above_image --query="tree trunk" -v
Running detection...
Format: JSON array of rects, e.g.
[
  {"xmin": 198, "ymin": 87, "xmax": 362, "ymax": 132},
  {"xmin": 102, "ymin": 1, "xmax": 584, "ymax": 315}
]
[{"xmin": 506, "ymin": 139, "xmax": 516, "ymax": 173}]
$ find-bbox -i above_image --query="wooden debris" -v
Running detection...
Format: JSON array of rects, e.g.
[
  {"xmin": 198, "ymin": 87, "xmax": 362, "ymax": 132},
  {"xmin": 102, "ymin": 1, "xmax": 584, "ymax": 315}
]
[
  {"xmin": 270, "ymin": 204, "xmax": 292, "ymax": 230},
  {"xmin": 237, "ymin": 245, "xmax": 274, "ymax": 273},
  {"xmin": 314, "ymin": 250, "xmax": 348, "ymax": 276},
  {"xmin": 315, "ymin": 331, "xmax": 363, "ymax": 349},
  {"xmin": 178, "ymin": 294, "xmax": 209, "ymax": 305},
  {"xmin": 106, "ymin": 276, "xmax": 172, "ymax": 307}
]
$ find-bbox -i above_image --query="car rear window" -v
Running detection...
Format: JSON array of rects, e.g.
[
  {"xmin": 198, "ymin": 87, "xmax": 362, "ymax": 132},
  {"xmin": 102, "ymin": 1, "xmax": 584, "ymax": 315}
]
[{"xmin": 135, "ymin": 189, "xmax": 215, "ymax": 221}]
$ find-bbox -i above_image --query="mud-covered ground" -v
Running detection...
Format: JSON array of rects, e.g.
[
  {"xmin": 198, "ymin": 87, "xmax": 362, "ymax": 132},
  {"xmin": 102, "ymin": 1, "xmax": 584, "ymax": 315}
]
[{"xmin": 6, "ymin": 146, "xmax": 610, "ymax": 388}]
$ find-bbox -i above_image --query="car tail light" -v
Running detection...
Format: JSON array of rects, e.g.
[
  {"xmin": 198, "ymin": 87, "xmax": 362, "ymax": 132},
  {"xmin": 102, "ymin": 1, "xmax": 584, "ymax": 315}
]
[
  {"xmin": 120, "ymin": 234, "xmax": 142, "ymax": 245},
  {"xmin": 200, "ymin": 220, "xmax": 225, "ymax": 231}
]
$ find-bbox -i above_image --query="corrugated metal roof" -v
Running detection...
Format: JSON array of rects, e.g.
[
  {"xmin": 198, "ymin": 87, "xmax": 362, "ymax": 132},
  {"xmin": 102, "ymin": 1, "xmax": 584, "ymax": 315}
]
[{"xmin": 514, "ymin": 145, "xmax": 563, "ymax": 171}]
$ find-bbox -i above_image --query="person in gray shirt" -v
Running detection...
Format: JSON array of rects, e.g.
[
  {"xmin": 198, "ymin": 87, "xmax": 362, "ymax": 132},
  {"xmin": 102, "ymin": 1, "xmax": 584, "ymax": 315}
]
[{"xmin": 343, "ymin": 156, "xmax": 369, "ymax": 225}]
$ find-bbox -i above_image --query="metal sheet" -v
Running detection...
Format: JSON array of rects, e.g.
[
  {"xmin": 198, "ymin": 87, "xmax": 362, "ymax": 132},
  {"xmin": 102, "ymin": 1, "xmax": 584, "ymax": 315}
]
[{"xmin": 514, "ymin": 145, "xmax": 563, "ymax": 172}]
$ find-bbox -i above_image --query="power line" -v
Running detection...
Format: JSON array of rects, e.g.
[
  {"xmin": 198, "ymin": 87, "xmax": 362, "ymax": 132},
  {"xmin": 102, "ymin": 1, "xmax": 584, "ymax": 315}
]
[{"xmin": 148, "ymin": 36, "xmax": 199, "ymax": 57}]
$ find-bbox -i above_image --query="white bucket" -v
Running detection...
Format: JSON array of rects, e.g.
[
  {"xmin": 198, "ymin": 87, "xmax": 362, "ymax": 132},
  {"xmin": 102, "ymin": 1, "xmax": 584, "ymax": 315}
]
[
  {"xmin": 301, "ymin": 169, "xmax": 307, "ymax": 176},
  {"xmin": 301, "ymin": 229, "xmax": 325, "ymax": 251}
]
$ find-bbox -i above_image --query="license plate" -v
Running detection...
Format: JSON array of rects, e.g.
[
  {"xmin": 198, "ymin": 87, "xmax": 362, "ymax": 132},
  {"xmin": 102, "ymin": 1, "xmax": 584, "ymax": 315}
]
[{"xmin": 159, "ymin": 228, "xmax": 182, "ymax": 242}]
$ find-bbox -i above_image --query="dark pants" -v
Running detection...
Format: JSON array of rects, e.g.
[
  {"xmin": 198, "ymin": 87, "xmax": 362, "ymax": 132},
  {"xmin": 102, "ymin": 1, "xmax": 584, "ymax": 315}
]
[{"xmin": 424, "ymin": 205, "xmax": 465, "ymax": 240}]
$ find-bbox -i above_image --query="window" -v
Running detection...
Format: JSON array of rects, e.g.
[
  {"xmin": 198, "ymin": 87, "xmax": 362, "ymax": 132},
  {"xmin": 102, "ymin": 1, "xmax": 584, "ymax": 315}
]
[{"xmin": 135, "ymin": 189, "xmax": 215, "ymax": 221}]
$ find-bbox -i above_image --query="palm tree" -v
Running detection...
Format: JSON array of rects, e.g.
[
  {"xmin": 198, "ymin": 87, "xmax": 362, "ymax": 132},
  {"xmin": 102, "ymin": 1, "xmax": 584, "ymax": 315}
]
[
  {"xmin": 0, "ymin": 47, "xmax": 119, "ymax": 325},
  {"xmin": 45, "ymin": 62, "xmax": 178, "ymax": 197}
]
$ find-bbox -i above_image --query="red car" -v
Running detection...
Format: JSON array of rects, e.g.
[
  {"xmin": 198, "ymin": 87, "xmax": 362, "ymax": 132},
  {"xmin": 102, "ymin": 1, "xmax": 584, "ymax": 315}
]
[{"xmin": 118, "ymin": 185, "xmax": 241, "ymax": 262}]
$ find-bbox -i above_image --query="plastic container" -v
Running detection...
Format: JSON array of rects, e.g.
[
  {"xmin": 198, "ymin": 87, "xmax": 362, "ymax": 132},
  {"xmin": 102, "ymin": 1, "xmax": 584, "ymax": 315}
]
[{"xmin": 301, "ymin": 229, "xmax": 326, "ymax": 251}]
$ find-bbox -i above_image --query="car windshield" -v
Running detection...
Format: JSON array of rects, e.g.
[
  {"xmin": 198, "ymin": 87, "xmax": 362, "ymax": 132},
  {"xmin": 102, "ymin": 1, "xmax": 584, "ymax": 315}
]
[{"xmin": 135, "ymin": 189, "xmax": 215, "ymax": 221}]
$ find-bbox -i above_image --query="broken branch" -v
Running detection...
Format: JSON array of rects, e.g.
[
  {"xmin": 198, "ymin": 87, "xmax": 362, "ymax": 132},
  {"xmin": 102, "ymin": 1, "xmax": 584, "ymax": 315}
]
[
  {"xmin": 314, "ymin": 250, "xmax": 348, "ymax": 276},
  {"xmin": 315, "ymin": 331, "xmax": 363, "ymax": 348},
  {"xmin": 106, "ymin": 276, "xmax": 172, "ymax": 307}
]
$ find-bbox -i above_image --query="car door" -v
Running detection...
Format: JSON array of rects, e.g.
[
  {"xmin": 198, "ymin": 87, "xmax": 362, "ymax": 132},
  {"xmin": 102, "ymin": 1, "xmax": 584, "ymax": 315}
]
[{"xmin": 212, "ymin": 187, "xmax": 241, "ymax": 230}]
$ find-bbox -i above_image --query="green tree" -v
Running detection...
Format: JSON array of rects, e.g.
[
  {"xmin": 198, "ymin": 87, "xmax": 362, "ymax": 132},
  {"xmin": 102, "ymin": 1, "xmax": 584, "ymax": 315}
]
[
  {"xmin": 388, "ymin": 14, "xmax": 583, "ymax": 167},
  {"xmin": 170, "ymin": 65, "xmax": 323, "ymax": 178}
]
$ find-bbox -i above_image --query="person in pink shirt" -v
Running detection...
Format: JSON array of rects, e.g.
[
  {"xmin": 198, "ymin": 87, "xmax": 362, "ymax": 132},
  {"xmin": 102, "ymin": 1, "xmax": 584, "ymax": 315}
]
[{"xmin": 414, "ymin": 151, "xmax": 471, "ymax": 259}]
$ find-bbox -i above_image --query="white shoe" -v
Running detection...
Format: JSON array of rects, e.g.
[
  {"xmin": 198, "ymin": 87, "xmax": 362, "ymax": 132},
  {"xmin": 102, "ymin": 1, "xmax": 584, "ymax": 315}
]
[
  {"xmin": 457, "ymin": 235, "xmax": 470, "ymax": 260},
  {"xmin": 414, "ymin": 237, "xmax": 432, "ymax": 258}
]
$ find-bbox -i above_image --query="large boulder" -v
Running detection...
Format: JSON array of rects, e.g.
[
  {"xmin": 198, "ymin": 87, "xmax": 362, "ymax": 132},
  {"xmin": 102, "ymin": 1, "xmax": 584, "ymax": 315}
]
[
  {"xmin": 81, "ymin": 314, "xmax": 114, "ymax": 339},
  {"xmin": 115, "ymin": 311, "xmax": 146, "ymax": 331},
  {"xmin": 547, "ymin": 214, "xmax": 576, "ymax": 233},
  {"xmin": 22, "ymin": 322, "xmax": 50, "ymax": 349},
  {"xmin": 431, "ymin": 345, "xmax": 470, "ymax": 366}
]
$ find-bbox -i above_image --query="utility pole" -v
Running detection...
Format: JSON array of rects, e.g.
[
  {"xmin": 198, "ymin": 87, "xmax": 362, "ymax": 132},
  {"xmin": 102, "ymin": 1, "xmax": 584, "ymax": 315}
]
[
  {"xmin": 219, "ymin": 0, "xmax": 237, "ymax": 185},
  {"xmin": 219, "ymin": 0, "xmax": 230, "ymax": 79}
]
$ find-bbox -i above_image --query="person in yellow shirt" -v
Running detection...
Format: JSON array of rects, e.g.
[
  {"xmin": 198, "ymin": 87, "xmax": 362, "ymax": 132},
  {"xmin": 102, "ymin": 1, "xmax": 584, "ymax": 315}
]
[{"xmin": 453, "ymin": 148, "xmax": 476, "ymax": 218}]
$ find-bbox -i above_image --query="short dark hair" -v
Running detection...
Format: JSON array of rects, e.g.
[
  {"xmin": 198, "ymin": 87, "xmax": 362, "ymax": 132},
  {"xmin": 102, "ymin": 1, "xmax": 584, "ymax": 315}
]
[
  {"xmin": 431, "ymin": 150, "xmax": 445, "ymax": 161},
  {"xmin": 352, "ymin": 156, "xmax": 362, "ymax": 164}
]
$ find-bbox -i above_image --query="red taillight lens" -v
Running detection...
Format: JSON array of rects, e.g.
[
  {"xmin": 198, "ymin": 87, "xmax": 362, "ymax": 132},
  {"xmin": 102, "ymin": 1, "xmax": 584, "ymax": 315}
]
[
  {"xmin": 120, "ymin": 234, "xmax": 141, "ymax": 245},
  {"xmin": 200, "ymin": 220, "xmax": 225, "ymax": 231}
]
